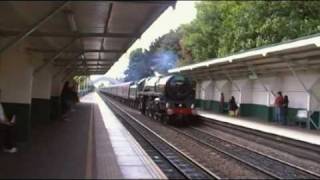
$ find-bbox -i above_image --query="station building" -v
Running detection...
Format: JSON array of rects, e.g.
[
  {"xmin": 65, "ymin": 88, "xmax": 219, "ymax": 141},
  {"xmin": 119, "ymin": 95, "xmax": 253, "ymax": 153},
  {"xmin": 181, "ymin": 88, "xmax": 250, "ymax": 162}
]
[{"xmin": 169, "ymin": 34, "xmax": 320, "ymax": 130}]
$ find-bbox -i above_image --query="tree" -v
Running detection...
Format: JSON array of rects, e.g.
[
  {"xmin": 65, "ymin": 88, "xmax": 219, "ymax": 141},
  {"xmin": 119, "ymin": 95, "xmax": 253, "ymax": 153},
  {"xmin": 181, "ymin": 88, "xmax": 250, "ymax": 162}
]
[
  {"xmin": 148, "ymin": 29, "xmax": 183, "ymax": 73},
  {"xmin": 98, "ymin": 83, "xmax": 105, "ymax": 88},
  {"xmin": 181, "ymin": 1, "xmax": 224, "ymax": 62},
  {"xmin": 124, "ymin": 29, "xmax": 185, "ymax": 80},
  {"xmin": 123, "ymin": 48, "xmax": 153, "ymax": 82},
  {"xmin": 74, "ymin": 76, "xmax": 87, "ymax": 89},
  {"xmin": 181, "ymin": 1, "xmax": 320, "ymax": 62},
  {"xmin": 149, "ymin": 29, "xmax": 182, "ymax": 56}
]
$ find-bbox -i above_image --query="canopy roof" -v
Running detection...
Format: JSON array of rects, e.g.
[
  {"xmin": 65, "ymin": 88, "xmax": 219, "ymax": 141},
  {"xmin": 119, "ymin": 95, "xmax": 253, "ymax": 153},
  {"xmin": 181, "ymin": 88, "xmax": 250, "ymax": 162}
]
[
  {"xmin": 169, "ymin": 33, "xmax": 320, "ymax": 81},
  {"xmin": 0, "ymin": 1, "xmax": 176, "ymax": 76}
]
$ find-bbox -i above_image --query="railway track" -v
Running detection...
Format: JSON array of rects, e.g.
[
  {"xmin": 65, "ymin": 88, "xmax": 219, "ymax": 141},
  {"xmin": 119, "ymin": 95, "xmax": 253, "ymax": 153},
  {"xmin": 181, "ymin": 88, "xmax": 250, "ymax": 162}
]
[
  {"xmin": 100, "ymin": 93, "xmax": 219, "ymax": 179},
  {"xmin": 99, "ymin": 93, "xmax": 320, "ymax": 179},
  {"xmin": 171, "ymin": 125, "xmax": 320, "ymax": 179},
  {"xmin": 200, "ymin": 117, "xmax": 320, "ymax": 164}
]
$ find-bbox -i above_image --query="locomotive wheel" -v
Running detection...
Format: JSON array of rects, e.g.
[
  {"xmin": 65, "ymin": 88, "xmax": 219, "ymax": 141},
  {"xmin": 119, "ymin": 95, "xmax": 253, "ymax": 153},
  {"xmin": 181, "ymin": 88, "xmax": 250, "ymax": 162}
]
[
  {"xmin": 152, "ymin": 113, "xmax": 156, "ymax": 120},
  {"xmin": 155, "ymin": 113, "xmax": 161, "ymax": 121},
  {"xmin": 180, "ymin": 120, "xmax": 188, "ymax": 126},
  {"xmin": 140, "ymin": 108, "xmax": 145, "ymax": 115},
  {"xmin": 161, "ymin": 117, "xmax": 166, "ymax": 124},
  {"xmin": 160, "ymin": 114, "xmax": 164, "ymax": 123},
  {"xmin": 162, "ymin": 115, "xmax": 170, "ymax": 125},
  {"xmin": 139, "ymin": 102, "xmax": 145, "ymax": 115}
]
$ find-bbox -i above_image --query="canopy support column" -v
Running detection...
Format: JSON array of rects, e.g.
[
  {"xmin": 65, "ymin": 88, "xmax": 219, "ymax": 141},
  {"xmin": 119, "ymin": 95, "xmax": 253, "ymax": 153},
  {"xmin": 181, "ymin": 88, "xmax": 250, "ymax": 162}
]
[
  {"xmin": 223, "ymin": 70, "xmax": 241, "ymax": 105},
  {"xmin": 281, "ymin": 56, "xmax": 320, "ymax": 130},
  {"xmin": 223, "ymin": 71, "xmax": 240, "ymax": 91},
  {"xmin": 246, "ymin": 63, "xmax": 275, "ymax": 108},
  {"xmin": 207, "ymin": 77, "xmax": 222, "ymax": 92}
]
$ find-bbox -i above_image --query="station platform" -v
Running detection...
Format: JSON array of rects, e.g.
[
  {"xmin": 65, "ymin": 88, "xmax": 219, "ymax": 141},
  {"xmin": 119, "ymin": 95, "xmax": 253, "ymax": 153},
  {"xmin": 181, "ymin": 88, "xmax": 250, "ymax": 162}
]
[
  {"xmin": 197, "ymin": 110, "xmax": 320, "ymax": 146},
  {"xmin": 0, "ymin": 92, "xmax": 166, "ymax": 179},
  {"xmin": 83, "ymin": 92, "xmax": 166, "ymax": 179}
]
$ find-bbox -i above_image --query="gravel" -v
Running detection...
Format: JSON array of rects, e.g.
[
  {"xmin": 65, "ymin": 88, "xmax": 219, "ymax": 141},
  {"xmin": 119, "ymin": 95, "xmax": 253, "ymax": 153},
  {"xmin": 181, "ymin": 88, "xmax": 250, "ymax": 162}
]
[
  {"xmin": 200, "ymin": 122, "xmax": 320, "ymax": 175},
  {"xmin": 110, "ymin": 99, "xmax": 271, "ymax": 179}
]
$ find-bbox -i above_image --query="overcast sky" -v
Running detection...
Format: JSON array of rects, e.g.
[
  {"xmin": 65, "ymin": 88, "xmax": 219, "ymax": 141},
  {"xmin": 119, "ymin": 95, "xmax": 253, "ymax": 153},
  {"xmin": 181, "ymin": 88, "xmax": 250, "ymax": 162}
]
[{"xmin": 91, "ymin": 1, "xmax": 197, "ymax": 83}]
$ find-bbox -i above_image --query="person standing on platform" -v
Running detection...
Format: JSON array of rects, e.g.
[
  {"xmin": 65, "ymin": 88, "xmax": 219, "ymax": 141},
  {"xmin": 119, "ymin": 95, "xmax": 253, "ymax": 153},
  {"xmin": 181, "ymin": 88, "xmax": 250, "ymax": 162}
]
[
  {"xmin": 283, "ymin": 95, "xmax": 289, "ymax": 125},
  {"xmin": 220, "ymin": 93, "xmax": 225, "ymax": 113},
  {"xmin": 274, "ymin": 91, "xmax": 284, "ymax": 123},
  {"xmin": 73, "ymin": 82, "xmax": 80, "ymax": 103},
  {"xmin": 0, "ymin": 91, "xmax": 18, "ymax": 153},
  {"xmin": 228, "ymin": 96, "xmax": 239, "ymax": 117},
  {"xmin": 61, "ymin": 81, "xmax": 72, "ymax": 121},
  {"xmin": 69, "ymin": 81, "xmax": 78, "ymax": 112}
]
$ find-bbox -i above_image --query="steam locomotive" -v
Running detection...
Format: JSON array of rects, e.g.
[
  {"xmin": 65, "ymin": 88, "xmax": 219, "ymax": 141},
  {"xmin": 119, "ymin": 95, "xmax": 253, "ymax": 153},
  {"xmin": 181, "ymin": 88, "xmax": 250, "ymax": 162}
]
[{"xmin": 100, "ymin": 74, "xmax": 197, "ymax": 124}]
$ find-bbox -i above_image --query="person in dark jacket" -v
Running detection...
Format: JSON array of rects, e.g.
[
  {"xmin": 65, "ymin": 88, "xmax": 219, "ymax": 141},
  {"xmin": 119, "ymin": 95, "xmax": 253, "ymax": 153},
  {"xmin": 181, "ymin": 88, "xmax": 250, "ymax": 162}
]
[
  {"xmin": 61, "ymin": 81, "xmax": 72, "ymax": 120},
  {"xmin": 229, "ymin": 96, "xmax": 238, "ymax": 117},
  {"xmin": 283, "ymin": 95, "xmax": 289, "ymax": 125},
  {"xmin": 220, "ymin": 93, "xmax": 225, "ymax": 113},
  {"xmin": 274, "ymin": 91, "xmax": 284, "ymax": 123},
  {"xmin": 72, "ymin": 82, "xmax": 79, "ymax": 103}
]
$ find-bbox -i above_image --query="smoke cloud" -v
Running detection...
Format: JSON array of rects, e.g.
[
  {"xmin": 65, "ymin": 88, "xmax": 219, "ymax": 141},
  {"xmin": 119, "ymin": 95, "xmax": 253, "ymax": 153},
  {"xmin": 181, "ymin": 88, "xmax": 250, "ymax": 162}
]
[
  {"xmin": 124, "ymin": 49, "xmax": 179, "ymax": 82},
  {"xmin": 150, "ymin": 50, "xmax": 178, "ymax": 75}
]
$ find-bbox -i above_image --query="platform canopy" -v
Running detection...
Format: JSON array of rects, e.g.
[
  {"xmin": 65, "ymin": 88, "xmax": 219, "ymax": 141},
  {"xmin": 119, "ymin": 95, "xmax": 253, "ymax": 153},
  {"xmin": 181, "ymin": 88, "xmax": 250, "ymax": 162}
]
[
  {"xmin": 0, "ymin": 1, "xmax": 176, "ymax": 76},
  {"xmin": 169, "ymin": 33, "xmax": 320, "ymax": 81}
]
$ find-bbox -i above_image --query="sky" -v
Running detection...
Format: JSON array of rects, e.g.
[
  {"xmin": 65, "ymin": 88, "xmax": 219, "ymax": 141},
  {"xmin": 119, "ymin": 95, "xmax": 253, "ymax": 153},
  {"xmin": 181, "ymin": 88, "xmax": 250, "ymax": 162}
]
[{"xmin": 91, "ymin": 1, "xmax": 197, "ymax": 84}]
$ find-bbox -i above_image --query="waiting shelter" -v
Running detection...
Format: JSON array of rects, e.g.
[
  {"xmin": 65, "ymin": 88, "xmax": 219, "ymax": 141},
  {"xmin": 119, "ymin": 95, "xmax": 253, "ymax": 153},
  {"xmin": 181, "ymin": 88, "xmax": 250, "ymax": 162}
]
[{"xmin": 169, "ymin": 33, "xmax": 320, "ymax": 130}]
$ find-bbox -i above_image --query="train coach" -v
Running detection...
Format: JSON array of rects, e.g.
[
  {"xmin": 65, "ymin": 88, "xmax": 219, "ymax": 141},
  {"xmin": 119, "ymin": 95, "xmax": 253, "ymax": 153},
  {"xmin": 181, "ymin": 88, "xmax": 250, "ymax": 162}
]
[
  {"xmin": 100, "ymin": 81, "xmax": 133, "ymax": 103},
  {"xmin": 100, "ymin": 74, "xmax": 197, "ymax": 125}
]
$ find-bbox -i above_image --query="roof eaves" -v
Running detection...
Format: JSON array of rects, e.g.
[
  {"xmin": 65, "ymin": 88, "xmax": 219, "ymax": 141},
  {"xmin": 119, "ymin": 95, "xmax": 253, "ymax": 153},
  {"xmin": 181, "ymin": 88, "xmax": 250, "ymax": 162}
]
[{"xmin": 169, "ymin": 33, "xmax": 320, "ymax": 73}]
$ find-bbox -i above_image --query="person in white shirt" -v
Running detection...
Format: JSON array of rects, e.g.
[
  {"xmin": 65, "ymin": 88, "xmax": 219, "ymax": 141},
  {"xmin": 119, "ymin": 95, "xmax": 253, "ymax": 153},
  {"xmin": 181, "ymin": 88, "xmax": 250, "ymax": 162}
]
[{"xmin": 0, "ymin": 91, "xmax": 17, "ymax": 153}]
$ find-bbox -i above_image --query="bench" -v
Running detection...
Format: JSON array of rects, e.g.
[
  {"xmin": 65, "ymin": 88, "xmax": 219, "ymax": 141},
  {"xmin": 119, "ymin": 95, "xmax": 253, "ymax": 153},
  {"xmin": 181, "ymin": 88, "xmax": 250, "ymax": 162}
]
[{"xmin": 295, "ymin": 109, "xmax": 308, "ymax": 127}]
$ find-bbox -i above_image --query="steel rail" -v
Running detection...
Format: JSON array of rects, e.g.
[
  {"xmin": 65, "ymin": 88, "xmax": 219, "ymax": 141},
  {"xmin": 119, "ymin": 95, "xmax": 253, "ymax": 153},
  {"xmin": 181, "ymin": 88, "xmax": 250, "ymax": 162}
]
[
  {"xmin": 193, "ymin": 125, "xmax": 320, "ymax": 177},
  {"xmin": 170, "ymin": 126, "xmax": 279, "ymax": 179},
  {"xmin": 201, "ymin": 117, "xmax": 320, "ymax": 163},
  {"xmin": 100, "ymin": 93, "xmax": 220, "ymax": 180},
  {"xmin": 171, "ymin": 125, "xmax": 320, "ymax": 179}
]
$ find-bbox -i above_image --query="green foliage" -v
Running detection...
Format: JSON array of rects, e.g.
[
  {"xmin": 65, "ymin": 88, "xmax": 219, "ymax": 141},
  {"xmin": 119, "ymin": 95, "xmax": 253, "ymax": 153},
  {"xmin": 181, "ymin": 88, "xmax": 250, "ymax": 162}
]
[
  {"xmin": 148, "ymin": 29, "xmax": 182, "ymax": 73},
  {"xmin": 124, "ymin": 30, "xmax": 182, "ymax": 81},
  {"xmin": 149, "ymin": 29, "xmax": 182, "ymax": 57},
  {"xmin": 124, "ymin": 1, "xmax": 320, "ymax": 78},
  {"xmin": 124, "ymin": 48, "xmax": 153, "ymax": 82},
  {"xmin": 181, "ymin": 1, "xmax": 320, "ymax": 62},
  {"xmin": 74, "ymin": 76, "xmax": 88, "ymax": 88},
  {"xmin": 98, "ymin": 83, "xmax": 105, "ymax": 88}
]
